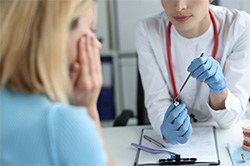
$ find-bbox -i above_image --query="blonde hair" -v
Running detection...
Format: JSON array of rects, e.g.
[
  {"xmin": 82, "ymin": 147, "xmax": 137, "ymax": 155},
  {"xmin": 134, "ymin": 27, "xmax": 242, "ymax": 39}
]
[{"xmin": 0, "ymin": 0, "xmax": 93, "ymax": 103}]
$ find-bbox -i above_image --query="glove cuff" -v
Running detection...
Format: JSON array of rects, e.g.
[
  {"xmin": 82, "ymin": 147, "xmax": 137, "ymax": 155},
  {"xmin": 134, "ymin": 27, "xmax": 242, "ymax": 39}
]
[{"xmin": 209, "ymin": 79, "xmax": 226, "ymax": 93}]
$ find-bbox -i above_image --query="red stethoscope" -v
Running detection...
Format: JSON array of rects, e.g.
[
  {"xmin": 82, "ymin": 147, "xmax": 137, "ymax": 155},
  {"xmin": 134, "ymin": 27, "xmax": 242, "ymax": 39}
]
[{"xmin": 166, "ymin": 10, "xmax": 219, "ymax": 98}]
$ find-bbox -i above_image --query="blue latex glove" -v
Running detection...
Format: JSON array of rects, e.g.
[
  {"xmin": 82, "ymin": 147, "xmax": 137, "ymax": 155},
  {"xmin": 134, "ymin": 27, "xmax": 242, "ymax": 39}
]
[
  {"xmin": 160, "ymin": 103, "xmax": 192, "ymax": 144},
  {"xmin": 187, "ymin": 56, "xmax": 226, "ymax": 93}
]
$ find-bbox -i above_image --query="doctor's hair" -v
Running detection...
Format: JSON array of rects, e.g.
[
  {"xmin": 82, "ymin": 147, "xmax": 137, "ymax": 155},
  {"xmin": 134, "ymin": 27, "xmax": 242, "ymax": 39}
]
[{"xmin": 0, "ymin": 0, "xmax": 94, "ymax": 103}]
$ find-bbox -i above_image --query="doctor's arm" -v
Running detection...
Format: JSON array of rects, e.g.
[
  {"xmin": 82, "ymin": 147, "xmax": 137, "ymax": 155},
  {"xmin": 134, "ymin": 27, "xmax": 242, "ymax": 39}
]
[
  {"xmin": 187, "ymin": 56, "xmax": 228, "ymax": 110},
  {"xmin": 188, "ymin": 25, "xmax": 250, "ymax": 128},
  {"xmin": 209, "ymin": 88, "xmax": 228, "ymax": 110}
]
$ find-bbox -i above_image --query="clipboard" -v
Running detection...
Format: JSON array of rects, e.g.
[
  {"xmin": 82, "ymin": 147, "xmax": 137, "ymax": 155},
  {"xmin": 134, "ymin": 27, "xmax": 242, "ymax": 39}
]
[{"xmin": 134, "ymin": 126, "xmax": 220, "ymax": 165}]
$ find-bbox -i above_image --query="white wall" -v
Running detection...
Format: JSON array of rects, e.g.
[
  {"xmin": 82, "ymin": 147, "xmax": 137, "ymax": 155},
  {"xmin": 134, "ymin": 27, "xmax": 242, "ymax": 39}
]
[
  {"xmin": 220, "ymin": 0, "xmax": 250, "ymax": 13},
  {"xmin": 119, "ymin": 56, "xmax": 137, "ymax": 114},
  {"xmin": 242, "ymin": 0, "xmax": 250, "ymax": 13},
  {"xmin": 96, "ymin": 0, "xmax": 110, "ymax": 51},
  {"xmin": 116, "ymin": 0, "xmax": 163, "ymax": 52}
]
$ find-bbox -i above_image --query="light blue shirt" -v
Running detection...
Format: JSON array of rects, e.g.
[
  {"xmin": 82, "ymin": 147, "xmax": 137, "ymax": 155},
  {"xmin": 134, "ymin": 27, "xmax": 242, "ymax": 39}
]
[{"xmin": 0, "ymin": 87, "xmax": 107, "ymax": 165}]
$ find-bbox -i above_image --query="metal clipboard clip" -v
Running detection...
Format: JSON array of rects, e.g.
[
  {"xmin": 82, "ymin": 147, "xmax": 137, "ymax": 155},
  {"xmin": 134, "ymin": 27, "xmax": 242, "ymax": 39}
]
[{"xmin": 159, "ymin": 154, "xmax": 197, "ymax": 165}]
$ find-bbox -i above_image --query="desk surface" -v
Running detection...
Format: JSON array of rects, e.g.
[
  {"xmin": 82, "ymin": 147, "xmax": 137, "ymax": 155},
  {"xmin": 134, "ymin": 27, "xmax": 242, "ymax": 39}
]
[{"xmin": 103, "ymin": 122, "xmax": 244, "ymax": 166}]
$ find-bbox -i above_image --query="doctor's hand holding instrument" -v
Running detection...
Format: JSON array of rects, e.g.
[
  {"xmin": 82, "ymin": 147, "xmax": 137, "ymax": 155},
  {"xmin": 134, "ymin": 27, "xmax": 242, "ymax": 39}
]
[
  {"xmin": 160, "ymin": 103, "xmax": 192, "ymax": 145},
  {"xmin": 187, "ymin": 56, "xmax": 226, "ymax": 93}
]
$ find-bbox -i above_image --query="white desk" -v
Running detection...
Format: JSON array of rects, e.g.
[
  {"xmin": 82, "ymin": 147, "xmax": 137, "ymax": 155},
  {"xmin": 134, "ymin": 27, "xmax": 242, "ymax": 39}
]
[{"xmin": 103, "ymin": 122, "xmax": 245, "ymax": 166}]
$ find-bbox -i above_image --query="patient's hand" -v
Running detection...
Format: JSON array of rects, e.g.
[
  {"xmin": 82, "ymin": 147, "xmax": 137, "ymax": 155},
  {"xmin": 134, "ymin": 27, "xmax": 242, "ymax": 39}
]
[{"xmin": 70, "ymin": 34, "xmax": 103, "ymax": 108}]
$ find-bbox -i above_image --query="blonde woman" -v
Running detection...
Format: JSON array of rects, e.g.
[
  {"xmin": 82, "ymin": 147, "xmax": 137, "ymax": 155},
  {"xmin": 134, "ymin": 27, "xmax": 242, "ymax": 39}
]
[{"xmin": 0, "ymin": 0, "xmax": 113, "ymax": 165}]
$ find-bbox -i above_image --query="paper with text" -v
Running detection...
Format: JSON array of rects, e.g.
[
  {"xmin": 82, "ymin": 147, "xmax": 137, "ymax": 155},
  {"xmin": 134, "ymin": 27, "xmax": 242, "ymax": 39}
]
[{"xmin": 137, "ymin": 126, "xmax": 219, "ymax": 165}]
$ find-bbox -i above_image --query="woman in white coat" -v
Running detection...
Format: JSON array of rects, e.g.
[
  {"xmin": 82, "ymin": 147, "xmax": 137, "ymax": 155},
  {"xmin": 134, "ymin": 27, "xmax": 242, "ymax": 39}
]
[{"xmin": 136, "ymin": 0, "xmax": 250, "ymax": 144}]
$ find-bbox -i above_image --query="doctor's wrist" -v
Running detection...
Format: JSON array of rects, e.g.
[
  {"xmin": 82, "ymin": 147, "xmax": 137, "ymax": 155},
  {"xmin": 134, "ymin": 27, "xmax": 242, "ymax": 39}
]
[{"xmin": 209, "ymin": 88, "xmax": 228, "ymax": 110}]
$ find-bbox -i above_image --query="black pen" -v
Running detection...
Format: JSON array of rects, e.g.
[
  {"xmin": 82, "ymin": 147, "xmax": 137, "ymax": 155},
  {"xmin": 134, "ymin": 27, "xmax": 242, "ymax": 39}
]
[{"xmin": 143, "ymin": 135, "xmax": 166, "ymax": 148}]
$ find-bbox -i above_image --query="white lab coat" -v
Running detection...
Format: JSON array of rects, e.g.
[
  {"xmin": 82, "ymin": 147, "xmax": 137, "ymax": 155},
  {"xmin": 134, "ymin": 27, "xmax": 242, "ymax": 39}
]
[{"xmin": 136, "ymin": 5, "xmax": 250, "ymax": 136}]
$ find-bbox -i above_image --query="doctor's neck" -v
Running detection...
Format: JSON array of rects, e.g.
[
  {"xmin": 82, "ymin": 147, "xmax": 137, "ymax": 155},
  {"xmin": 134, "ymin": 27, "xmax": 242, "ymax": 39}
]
[{"xmin": 174, "ymin": 13, "xmax": 211, "ymax": 39}]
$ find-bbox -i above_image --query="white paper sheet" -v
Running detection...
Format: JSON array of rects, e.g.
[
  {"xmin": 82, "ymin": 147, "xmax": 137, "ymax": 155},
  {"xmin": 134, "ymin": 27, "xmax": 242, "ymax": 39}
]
[{"xmin": 137, "ymin": 126, "xmax": 219, "ymax": 165}]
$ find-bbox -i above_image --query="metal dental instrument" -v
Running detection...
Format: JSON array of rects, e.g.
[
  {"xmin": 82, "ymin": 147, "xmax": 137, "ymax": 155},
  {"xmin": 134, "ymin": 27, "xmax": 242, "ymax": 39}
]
[
  {"xmin": 173, "ymin": 53, "xmax": 204, "ymax": 107},
  {"xmin": 131, "ymin": 143, "xmax": 177, "ymax": 155},
  {"xmin": 144, "ymin": 135, "xmax": 166, "ymax": 148}
]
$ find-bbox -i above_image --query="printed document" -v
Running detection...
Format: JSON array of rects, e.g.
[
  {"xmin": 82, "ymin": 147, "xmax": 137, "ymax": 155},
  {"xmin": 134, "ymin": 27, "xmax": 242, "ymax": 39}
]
[{"xmin": 136, "ymin": 126, "xmax": 219, "ymax": 165}]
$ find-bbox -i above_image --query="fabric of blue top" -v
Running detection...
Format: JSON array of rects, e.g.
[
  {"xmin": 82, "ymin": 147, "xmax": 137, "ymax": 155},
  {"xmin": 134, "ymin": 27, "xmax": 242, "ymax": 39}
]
[{"xmin": 0, "ymin": 87, "xmax": 107, "ymax": 165}]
